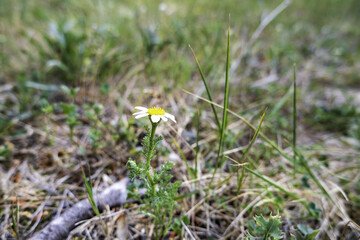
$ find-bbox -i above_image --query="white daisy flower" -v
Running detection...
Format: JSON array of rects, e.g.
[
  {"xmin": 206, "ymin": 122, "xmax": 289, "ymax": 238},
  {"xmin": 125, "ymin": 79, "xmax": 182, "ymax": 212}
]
[{"xmin": 133, "ymin": 106, "xmax": 176, "ymax": 123}]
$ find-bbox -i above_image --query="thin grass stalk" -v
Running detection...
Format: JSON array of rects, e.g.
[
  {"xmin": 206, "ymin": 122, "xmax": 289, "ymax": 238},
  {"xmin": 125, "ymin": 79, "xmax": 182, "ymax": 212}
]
[
  {"xmin": 237, "ymin": 168, "xmax": 246, "ymax": 195},
  {"xmin": 293, "ymin": 63, "xmax": 297, "ymax": 178},
  {"xmin": 296, "ymin": 152, "xmax": 333, "ymax": 202},
  {"xmin": 189, "ymin": 45, "xmax": 221, "ymax": 131},
  {"xmin": 195, "ymin": 111, "xmax": 200, "ymax": 179},
  {"xmin": 210, "ymin": 24, "xmax": 231, "ymax": 185}
]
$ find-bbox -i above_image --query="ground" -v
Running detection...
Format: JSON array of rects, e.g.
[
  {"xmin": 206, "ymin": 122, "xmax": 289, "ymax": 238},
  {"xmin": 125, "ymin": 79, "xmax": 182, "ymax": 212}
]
[{"xmin": 1, "ymin": 0, "xmax": 360, "ymax": 239}]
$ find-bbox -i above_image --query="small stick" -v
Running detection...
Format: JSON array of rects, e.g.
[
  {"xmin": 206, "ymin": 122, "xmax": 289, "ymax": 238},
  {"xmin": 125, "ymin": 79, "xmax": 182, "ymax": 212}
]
[{"xmin": 30, "ymin": 178, "xmax": 129, "ymax": 240}]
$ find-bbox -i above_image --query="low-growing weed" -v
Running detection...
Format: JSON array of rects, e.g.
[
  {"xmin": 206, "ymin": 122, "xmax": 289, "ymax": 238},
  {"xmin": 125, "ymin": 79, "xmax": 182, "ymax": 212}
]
[
  {"xmin": 41, "ymin": 85, "xmax": 125, "ymax": 149},
  {"xmin": 59, "ymin": 85, "xmax": 81, "ymax": 142},
  {"xmin": 292, "ymin": 224, "xmax": 320, "ymax": 240},
  {"xmin": 246, "ymin": 214, "xmax": 284, "ymax": 240}
]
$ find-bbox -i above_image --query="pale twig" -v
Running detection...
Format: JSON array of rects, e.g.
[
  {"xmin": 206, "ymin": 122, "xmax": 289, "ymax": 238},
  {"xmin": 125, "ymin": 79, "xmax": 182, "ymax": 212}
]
[
  {"xmin": 182, "ymin": 220, "xmax": 196, "ymax": 240},
  {"xmin": 30, "ymin": 178, "xmax": 129, "ymax": 240}
]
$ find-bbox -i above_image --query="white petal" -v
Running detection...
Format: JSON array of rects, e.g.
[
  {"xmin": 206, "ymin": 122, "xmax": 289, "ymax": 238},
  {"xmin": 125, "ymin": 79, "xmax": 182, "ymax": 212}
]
[
  {"xmin": 151, "ymin": 115, "xmax": 161, "ymax": 123},
  {"xmin": 135, "ymin": 106, "xmax": 148, "ymax": 111},
  {"xmin": 160, "ymin": 116, "xmax": 168, "ymax": 122},
  {"xmin": 133, "ymin": 110, "xmax": 147, "ymax": 115},
  {"xmin": 135, "ymin": 113, "xmax": 149, "ymax": 119},
  {"xmin": 165, "ymin": 113, "xmax": 176, "ymax": 123}
]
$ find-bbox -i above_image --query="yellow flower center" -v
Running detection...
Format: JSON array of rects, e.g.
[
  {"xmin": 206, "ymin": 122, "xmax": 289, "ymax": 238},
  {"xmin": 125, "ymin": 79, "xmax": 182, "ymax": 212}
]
[{"xmin": 147, "ymin": 107, "xmax": 165, "ymax": 116}]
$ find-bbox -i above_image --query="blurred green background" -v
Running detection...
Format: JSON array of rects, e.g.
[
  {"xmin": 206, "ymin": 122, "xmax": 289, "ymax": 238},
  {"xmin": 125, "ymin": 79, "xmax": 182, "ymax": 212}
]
[
  {"xmin": 1, "ymin": 0, "xmax": 360, "ymax": 138},
  {"xmin": 1, "ymin": 0, "xmax": 359, "ymax": 85}
]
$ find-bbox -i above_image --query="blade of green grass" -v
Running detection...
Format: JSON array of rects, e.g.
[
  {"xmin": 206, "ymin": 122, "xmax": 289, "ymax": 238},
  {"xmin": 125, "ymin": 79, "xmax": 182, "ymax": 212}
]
[
  {"xmin": 268, "ymin": 84, "xmax": 293, "ymax": 118},
  {"xmin": 81, "ymin": 164, "xmax": 108, "ymax": 234},
  {"xmin": 189, "ymin": 45, "xmax": 221, "ymax": 131},
  {"xmin": 237, "ymin": 110, "xmax": 266, "ymax": 194},
  {"xmin": 210, "ymin": 23, "xmax": 231, "ymax": 185},
  {"xmin": 239, "ymin": 110, "xmax": 266, "ymax": 163},
  {"xmin": 245, "ymin": 167, "xmax": 297, "ymax": 198},
  {"xmin": 293, "ymin": 63, "xmax": 297, "ymax": 178},
  {"xmin": 81, "ymin": 165, "xmax": 100, "ymax": 217},
  {"xmin": 296, "ymin": 152, "xmax": 333, "ymax": 202}
]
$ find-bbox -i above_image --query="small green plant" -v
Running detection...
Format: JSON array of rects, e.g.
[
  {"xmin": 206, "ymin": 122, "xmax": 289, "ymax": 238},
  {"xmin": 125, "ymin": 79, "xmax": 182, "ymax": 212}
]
[
  {"xmin": 246, "ymin": 214, "xmax": 284, "ymax": 240},
  {"xmin": 307, "ymin": 202, "xmax": 322, "ymax": 220},
  {"xmin": 60, "ymin": 85, "xmax": 81, "ymax": 142},
  {"xmin": 308, "ymin": 102, "xmax": 360, "ymax": 138},
  {"xmin": 170, "ymin": 215, "xmax": 190, "ymax": 239},
  {"xmin": 40, "ymin": 98, "xmax": 55, "ymax": 145},
  {"xmin": 42, "ymin": 86, "xmax": 125, "ymax": 149},
  {"xmin": 0, "ymin": 144, "xmax": 12, "ymax": 161},
  {"xmin": 81, "ymin": 164, "xmax": 107, "ymax": 235},
  {"xmin": 43, "ymin": 20, "xmax": 88, "ymax": 84},
  {"xmin": 84, "ymin": 103, "xmax": 104, "ymax": 150},
  {"xmin": 127, "ymin": 106, "xmax": 181, "ymax": 240},
  {"xmin": 292, "ymin": 224, "xmax": 320, "ymax": 240}
]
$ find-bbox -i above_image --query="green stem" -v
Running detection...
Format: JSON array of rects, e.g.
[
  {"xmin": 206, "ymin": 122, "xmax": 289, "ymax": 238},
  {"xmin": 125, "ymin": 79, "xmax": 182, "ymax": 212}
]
[
  {"xmin": 146, "ymin": 121, "xmax": 159, "ymax": 197},
  {"xmin": 69, "ymin": 127, "xmax": 74, "ymax": 142},
  {"xmin": 146, "ymin": 171, "xmax": 156, "ymax": 196},
  {"xmin": 162, "ymin": 204, "xmax": 174, "ymax": 238},
  {"xmin": 146, "ymin": 122, "xmax": 158, "ymax": 169}
]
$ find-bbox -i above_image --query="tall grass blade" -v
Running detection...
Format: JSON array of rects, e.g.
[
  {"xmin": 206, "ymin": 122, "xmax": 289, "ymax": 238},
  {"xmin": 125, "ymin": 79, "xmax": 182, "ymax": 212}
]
[
  {"xmin": 210, "ymin": 23, "xmax": 231, "ymax": 185},
  {"xmin": 269, "ymin": 84, "xmax": 292, "ymax": 118},
  {"xmin": 189, "ymin": 45, "xmax": 221, "ymax": 131}
]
